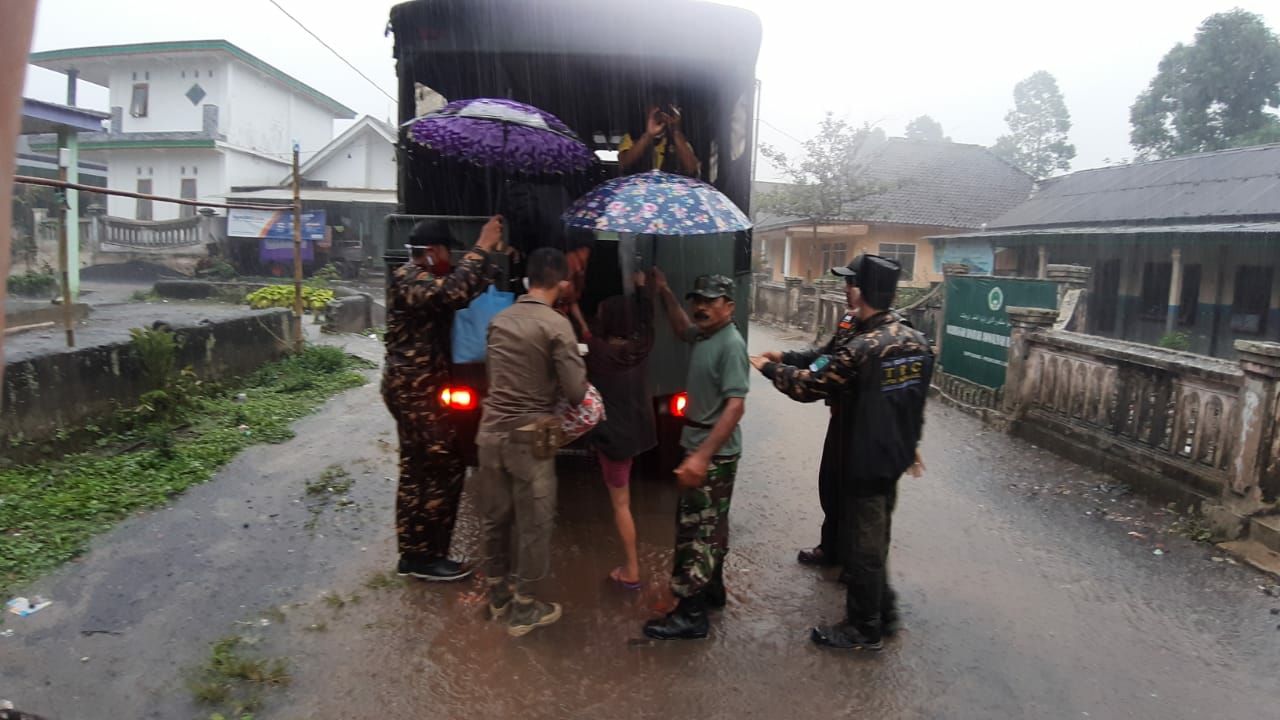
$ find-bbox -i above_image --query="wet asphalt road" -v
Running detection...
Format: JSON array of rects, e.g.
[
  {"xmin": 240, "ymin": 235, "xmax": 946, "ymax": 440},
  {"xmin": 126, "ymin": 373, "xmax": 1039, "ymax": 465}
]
[{"xmin": 2, "ymin": 323, "xmax": 1279, "ymax": 719}]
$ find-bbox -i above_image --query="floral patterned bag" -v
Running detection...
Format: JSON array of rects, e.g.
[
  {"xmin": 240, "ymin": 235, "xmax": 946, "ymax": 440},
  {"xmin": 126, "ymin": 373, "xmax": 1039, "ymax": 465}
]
[{"xmin": 554, "ymin": 383, "xmax": 606, "ymax": 444}]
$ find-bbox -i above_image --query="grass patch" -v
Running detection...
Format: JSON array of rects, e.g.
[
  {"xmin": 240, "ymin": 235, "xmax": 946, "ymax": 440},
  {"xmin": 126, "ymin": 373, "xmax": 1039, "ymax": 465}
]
[
  {"xmin": 320, "ymin": 591, "xmax": 362, "ymax": 612},
  {"xmin": 0, "ymin": 345, "xmax": 373, "ymax": 596},
  {"xmin": 303, "ymin": 465, "xmax": 357, "ymax": 531},
  {"xmin": 189, "ymin": 635, "xmax": 289, "ymax": 718},
  {"xmin": 304, "ymin": 465, "xmax": 353, "ymax": 497},
  {"xmin": 363, "ymin": 570, "xmax": 405, "ymax": 591}
]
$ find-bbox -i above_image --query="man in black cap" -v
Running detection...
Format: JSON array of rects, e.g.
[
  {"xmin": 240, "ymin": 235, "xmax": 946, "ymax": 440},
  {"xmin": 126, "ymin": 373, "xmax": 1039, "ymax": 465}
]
[
  {"xmin": 383, "ymin": 215, "xmax": 502, "ymax": 581},
  {"xmin": 643, "ymin": 270, "xmax": 750, "ymax": 640},
  {"xmin": 751, "ymin": 254, "xmax": 933, "ymax": 651}
]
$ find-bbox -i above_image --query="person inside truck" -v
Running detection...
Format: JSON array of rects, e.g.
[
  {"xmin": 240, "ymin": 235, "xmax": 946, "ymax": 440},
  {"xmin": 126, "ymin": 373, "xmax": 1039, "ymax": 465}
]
[
  {"xmin": 585, "ymin": 269, "xmax": 657, "ymax": 590},
  {"xmin": 553, "ymin": 227, "xmax": 593, "ymax": 339},
  {"xmin": 617, "ymin": 90, "xmax": 701, "ymax": 177}
]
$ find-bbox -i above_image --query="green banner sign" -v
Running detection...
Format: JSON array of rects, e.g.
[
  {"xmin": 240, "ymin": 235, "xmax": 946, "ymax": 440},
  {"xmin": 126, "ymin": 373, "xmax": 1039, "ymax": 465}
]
[{"xmin": 940, "ymin": 276, "xmax": 1058, "ymax": 389}]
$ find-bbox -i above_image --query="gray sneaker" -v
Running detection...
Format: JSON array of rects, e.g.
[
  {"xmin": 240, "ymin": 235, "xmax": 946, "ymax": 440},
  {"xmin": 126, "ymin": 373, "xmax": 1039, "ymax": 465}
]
[{"xmin": 507, "ymin": 598, "xmax": 562, "ymax": 638}]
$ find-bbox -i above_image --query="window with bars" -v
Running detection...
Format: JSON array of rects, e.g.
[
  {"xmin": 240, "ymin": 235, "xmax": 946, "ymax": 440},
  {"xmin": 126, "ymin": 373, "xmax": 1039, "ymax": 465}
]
[
  {"xmin": 819, "ymin": 243, "xmax": 847, "ymax": 272},
  {"xmin": 879, "ymin": 243, "xmax": 916, "ymax": 280}
]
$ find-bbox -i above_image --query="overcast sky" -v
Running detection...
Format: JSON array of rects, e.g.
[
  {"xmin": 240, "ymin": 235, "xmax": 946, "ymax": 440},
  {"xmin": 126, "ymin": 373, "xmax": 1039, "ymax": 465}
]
[{"xmin": 22, "ymin": 0, "xmax": 1280, "ymax": 176}]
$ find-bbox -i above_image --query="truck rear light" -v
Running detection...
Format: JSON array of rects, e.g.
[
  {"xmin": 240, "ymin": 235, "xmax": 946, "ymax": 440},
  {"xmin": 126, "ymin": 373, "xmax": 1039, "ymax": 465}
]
[
  {"xmin": 670, "ymin": 392, "xmax": 688, "ymax": 418},
  {"xmin": 439, "ymin": 386, "xmax": 477, "ymax": 411}
]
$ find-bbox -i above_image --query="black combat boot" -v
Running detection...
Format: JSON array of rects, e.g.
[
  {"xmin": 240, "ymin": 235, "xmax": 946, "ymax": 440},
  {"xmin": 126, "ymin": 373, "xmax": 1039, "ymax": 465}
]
[
  {"xmin": 643, "ymin": 595, "xmax": 709, "ymax": 640},
  {"xmin": 705, "ymin": 565, "xmax": 727, "ymax": 609}
]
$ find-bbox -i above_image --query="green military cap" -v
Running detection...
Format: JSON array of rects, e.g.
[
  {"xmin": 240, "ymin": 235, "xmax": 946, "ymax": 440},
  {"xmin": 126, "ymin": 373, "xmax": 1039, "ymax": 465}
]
[{"xmin": 685, "ymin": 274, "xmax": 735, "ymax": 301}]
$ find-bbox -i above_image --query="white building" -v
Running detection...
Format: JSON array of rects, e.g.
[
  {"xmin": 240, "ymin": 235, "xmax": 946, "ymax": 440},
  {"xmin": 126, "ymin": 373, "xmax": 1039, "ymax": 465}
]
[
  {"xmin": 29, "ymin": 40, "xmax": 356, "ymax": 221},
  {"xmin": 291, "ymin": 115, "xmax": 397, "ymax": 191}
]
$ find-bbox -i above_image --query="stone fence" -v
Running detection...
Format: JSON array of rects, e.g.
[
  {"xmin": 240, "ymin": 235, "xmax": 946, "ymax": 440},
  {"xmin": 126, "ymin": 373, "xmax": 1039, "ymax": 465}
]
[
  {"xmin": 1003, "ymin": 306, "xmax": 1280, "ymax": 523},
  {"xmin": 752, "ymin": 274, "xmax": 942, "ymax": 343}
]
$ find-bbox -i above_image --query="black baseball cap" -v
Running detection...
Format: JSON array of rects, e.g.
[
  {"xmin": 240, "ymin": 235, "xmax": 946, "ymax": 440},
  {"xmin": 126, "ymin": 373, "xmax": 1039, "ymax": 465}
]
[
  {"xmin": 407, "ymin": 219, "xmax": 457, "ymax": 249},
  {"xmin": 833, "ymin": 254, "xmax": 901, "ymax": 309},
  {"xmin": 686, "ymin": 274, "xmax": 735, "ymax": 301}
]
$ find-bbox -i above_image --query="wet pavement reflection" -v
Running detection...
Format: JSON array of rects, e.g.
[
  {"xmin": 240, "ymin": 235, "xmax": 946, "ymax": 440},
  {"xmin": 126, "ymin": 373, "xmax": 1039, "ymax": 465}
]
[{"xmin": 3, "ymin": 326, "xmax": 1279, "ymax": 719}]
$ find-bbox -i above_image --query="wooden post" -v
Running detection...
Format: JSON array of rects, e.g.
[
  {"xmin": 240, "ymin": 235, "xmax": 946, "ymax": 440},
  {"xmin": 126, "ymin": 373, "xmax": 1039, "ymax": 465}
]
[
  {"xmin": 56, "ymin": 137, "xmax": 75, "ymax": 347},
  {"xmin": 291, "ymin": 143, "xmax": 303, "ymax": 352}
]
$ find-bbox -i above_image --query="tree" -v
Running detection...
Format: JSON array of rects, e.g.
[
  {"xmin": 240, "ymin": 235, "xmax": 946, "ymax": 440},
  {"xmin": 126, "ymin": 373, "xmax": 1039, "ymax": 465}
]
[
  {"xmin": 904, "ymin": 115, "xmax": 949, "ymax": 142},
  {"xmin": 990, "ymin": 71, "xmax": 1076, "ymax": 179},
  {"xmin": 757, "ymin": 114, "xmax": 889, "ymax": 278},
  {"xmin": 1130, "ymin": 10, "xmax": 1280, "ymax": 159}
]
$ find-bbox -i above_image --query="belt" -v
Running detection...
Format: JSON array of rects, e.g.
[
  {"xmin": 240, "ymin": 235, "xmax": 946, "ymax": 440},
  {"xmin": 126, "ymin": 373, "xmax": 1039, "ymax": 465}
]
[{"xmin": 683, "ymin": 418, "xmax": 715, "ymax": 430}]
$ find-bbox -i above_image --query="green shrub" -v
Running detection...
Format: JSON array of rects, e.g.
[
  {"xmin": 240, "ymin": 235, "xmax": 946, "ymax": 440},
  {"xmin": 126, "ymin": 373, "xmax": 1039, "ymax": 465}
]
[
  {"xmin": 7, "ymin": 271, "xmax": 58, "ymax": 297},
  {"xmin": 1158, "ymin": 331, "xmax": 1192, "ymax": 351},
  {"xmin": 245, "ymin": 285, "xmax": 333, "ymax": 312}
]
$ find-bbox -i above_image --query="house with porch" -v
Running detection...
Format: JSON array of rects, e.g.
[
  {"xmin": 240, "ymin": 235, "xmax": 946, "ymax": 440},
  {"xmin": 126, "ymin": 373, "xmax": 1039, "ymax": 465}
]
[
  {"xmin": 27, "ymin": 40, "xmax": 356, "ymax": 222},
  {"xmin": 931, "ymin": 143, "xmax": 1280, "ymax": 359},
  {"xmin": 224, "ymin": 115, "xmax": 397, "ymax": 276},
  {"xmin": 754, "ymin": 138, "xmax": 1033, "ymax": 288}
]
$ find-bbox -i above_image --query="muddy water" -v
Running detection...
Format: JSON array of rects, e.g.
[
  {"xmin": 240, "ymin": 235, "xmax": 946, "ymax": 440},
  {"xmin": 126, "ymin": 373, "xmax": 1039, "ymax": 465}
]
[{"xmin": 4, "ymin": 326, "xmax": 1279, "ymax": 719}]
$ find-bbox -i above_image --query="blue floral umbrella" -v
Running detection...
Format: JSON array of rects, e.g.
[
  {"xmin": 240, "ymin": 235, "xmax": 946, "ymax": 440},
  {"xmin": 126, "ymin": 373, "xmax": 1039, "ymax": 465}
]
[{"xmin": 561, "ymin": 170, "xmax": 752, "ymax": 235}]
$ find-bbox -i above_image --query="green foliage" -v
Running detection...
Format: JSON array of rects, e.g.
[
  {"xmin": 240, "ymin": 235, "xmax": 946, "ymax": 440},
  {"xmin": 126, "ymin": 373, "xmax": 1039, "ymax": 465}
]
[
  {"xmin": 201, "ymin": 260, "xmax": 239, "ymax": 281},
  {"xmin": 129, "ymin": 326, "xmax": 177, "ymax": 391},
  {"xmin": 991, "ymin": 71, "xmax": 1076, "ymax": 179},
  {"xmin": 904, "ymin": 115, "xmax": 949, "ymax": 142},
  {"xmin": 1130, "ymin": 10, "xmax": 1280, "ymax": 159},
  {"xmin": 0, "ymin": 345, "xmax": 369, "ymax": 596},
  {"xmin": 189, "ymin": 635, "xmax": 289, "ymax": 719},
  {"xmin": 758, "ymin": 113, "xmax": 890, "ymax": 226},
  {"xmin": 245, "ymin": 285, "xmax": 334, "ymax": 312},
  {"xmin": 1158, "ymin": 331, "xmax": 1192, "ymax": 351},
  {"xmin": 311, "ymin": 263, "xmax": 340, "ymax": 284},
  {"xmin": 7, "ymin": 270, "xmax": 59, "ymax": 298}
]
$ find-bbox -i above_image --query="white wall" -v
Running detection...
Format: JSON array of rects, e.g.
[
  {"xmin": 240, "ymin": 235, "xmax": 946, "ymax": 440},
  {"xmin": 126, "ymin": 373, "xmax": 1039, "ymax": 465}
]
[
  {"xmin": 107, "ymin": 56, "xmax": 228, "ymax": 134},
  {"xmin": 224, "ymin": 147, "xmax": 291, "ymax": 189},
  {"xmin": 103, "ymin": 148, "xmax": 224, "ymax": 221},
  {"xmin": 222, "ymin": 61, "xmax": 333, "ymax": 157},
  {"xmin": 306, "ymin": 129, "xmax": 396, "ymax": 189}
]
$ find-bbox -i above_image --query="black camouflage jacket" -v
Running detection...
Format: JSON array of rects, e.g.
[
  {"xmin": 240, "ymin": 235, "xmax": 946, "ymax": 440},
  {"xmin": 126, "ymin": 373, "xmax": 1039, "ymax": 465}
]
[
  {"xmin": 383, "ymin": 247, "xmax": 491, "ymax": 379},
  {"xmin": 764, "ymin": 310, "xmax": 933, "ymax": 485}
]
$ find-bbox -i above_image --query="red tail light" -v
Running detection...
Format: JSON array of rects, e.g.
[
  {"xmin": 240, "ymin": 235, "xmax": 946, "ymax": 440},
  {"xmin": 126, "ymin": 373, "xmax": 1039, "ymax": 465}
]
[
  {"xmin": 670, "ymin": 392, "xmax": 688, "ymax": 418},
  {"xmin": 439, "ymin": 386, "xmax": 477, "ymax": 411}
]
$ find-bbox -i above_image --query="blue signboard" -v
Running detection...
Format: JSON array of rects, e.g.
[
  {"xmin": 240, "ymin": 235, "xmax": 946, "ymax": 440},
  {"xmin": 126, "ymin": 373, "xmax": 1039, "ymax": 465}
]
[{"xmin": 228, "ymin": 209, "xmax": 326, "ymax": 263}]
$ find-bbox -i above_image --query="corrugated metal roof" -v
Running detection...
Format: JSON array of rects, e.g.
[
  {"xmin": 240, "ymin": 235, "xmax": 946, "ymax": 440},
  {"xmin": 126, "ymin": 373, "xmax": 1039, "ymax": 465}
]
[
  {"xmin": 753, "ymin": 139, "xmax": 1033, "ymax": 231},
  {"xmin": 990, "ymin": 143, "xmax": 1280, "ymax": 229},
  {"xmin": 932, "ymin": 221, "xmax": 1280, "ymax": 241}
]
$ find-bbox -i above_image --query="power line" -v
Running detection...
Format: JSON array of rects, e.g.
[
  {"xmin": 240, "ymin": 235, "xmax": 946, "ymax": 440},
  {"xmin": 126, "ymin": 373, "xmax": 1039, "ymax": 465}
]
[
  {"xmin": 759, "ymin": 118, "xmax": 805, "ymax": 145},
  {"xmin": 266, "ymin": 0, "xmax": 397, "ymax": 105}
]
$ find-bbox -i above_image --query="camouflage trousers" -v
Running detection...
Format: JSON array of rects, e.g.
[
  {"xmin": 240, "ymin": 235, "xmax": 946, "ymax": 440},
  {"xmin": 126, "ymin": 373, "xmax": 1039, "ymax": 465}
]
[
  {"xmin": 382, "ymin": 370, "xmax": 464, "ymax": 560},
  {"xmin": 670, "ymin": 456, "xmax": 739, "ymax": 599}
]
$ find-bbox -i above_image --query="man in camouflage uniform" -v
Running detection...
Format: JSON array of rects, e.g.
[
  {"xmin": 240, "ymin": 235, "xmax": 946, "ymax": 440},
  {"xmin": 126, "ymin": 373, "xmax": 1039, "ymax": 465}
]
[
  {"xmin": 644, "ymin": 271, "xmax": 749, "ymax": 640},
  {"xmin": 753, "ymin": 255, "xmax": 933, "ymax": 651},
  {"xmin": 384, "ymin": 216, "xmax": 502, "ymax": 581}
]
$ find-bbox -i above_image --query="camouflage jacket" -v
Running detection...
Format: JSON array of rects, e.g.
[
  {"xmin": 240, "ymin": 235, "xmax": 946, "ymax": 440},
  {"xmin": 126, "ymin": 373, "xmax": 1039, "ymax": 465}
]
[
  {"xmin": 383, "ymin": 247, "xmax": 491, "ymax": 378},
  {"xmin": 763, "ymin": 311, "xmax": 933, "ymax": 481}
]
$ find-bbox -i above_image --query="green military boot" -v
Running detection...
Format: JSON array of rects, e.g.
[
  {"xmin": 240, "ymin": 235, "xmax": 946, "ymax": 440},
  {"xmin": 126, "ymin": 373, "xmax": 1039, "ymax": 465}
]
[
  {"xmin": 507, "ymin": 596, "xmax": 562, "ymax": 638},
  {"xmin": 643, "ymin": 595, "xmax": 709, "ymax": 640},
  {"xmin": 704, "ymin": 564, "xmax": 727, "ymax": 609}
]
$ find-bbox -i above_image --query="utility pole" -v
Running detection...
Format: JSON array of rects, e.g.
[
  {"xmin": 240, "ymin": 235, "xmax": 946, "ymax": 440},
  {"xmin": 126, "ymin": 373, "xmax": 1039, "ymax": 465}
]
[
  {"xmin": 291, "ymin": 142, "xmax": 303, "ymax": 352},
  {"xmin": 56, "ymin": 141, "xmax": 75, "ymax": 347}
]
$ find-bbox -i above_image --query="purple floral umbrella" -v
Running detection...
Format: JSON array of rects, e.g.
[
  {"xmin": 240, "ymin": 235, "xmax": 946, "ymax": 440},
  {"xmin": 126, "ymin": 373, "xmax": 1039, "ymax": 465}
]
[
  {"xmin": 405, "ymin": 98, "xmax": 595, "ymax": 175},
  {"xmin": 561, "ymin": 170, "xmax": 752, "ymax": 235}
]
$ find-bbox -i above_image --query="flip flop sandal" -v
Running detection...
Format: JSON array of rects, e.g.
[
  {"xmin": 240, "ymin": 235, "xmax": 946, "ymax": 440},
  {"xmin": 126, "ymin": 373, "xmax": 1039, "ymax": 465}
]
[{"xmin": 609, "ymin": 567, "xmax": 642, "ymax": 590}]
